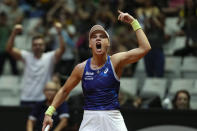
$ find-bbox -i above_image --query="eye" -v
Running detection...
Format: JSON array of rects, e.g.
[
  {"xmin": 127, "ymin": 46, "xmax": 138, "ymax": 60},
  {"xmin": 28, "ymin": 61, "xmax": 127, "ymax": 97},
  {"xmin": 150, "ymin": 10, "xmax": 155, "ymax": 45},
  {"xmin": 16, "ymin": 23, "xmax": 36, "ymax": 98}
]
[
  {"xmin": 100, "ymin": 34, "xmax": 107, "ymax": 38},
  {"xmin": 91, "ymin": 34, "xmax": 97, "ymax": 38},
  {"xmin": 100, "ymin": 35, "xmax": 104, "ymax": 38}
]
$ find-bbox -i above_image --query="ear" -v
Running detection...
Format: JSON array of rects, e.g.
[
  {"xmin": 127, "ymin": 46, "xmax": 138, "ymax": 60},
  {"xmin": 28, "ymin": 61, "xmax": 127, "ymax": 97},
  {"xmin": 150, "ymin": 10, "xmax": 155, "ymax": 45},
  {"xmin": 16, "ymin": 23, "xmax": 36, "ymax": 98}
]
[
  {"xmin": 89, "ymin": 42, "xmax": 92, "ymax": 48},
  {"xmin": 107, "ymin": 39, "xmax": 110, "ymax": 46}
]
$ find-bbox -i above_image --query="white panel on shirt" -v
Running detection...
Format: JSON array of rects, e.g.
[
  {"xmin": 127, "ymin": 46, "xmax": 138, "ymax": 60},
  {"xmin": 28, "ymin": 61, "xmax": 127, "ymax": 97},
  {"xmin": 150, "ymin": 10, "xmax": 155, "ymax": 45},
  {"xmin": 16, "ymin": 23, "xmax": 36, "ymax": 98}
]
[{"xmin": 20, "ymin": 50, "xmax": 55, "ymax": 101}]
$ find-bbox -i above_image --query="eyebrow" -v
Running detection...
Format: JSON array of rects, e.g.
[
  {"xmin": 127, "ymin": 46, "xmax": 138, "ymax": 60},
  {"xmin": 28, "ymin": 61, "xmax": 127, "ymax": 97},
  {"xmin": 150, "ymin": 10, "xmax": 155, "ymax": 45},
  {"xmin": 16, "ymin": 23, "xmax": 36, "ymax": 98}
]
[
  {"xmin": 33, "ymin": 42, "xmax": 44, "ymax": 45},
  {"xmin": 90, "ymin": 33, "xmax": 107, "ymax": 38}
]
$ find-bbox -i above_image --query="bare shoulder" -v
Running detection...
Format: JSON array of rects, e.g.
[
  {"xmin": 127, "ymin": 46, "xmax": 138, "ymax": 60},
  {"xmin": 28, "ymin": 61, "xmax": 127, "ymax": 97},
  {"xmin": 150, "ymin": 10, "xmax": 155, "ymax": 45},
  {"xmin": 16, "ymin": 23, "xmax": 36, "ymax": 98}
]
[
  {"xmin": 111, "ymin": 52, "xmax": 125, "ymax": 59},
  {"xmin": 110, "ymin": 52, "xmax": 125, "ymax": 66},
  {"xmin": 75, "ymin": 60, "xmax": 86, "ymax": 70},
  {"xmin": 73, "ymin": 60, "xmax": 87, "ymax": 78}
]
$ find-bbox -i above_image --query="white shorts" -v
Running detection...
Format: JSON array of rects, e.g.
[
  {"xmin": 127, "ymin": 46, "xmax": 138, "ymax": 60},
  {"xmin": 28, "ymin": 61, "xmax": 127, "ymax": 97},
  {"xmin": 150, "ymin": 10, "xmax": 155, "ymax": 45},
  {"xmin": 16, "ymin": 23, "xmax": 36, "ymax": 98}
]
[{"xmin": 79, "ymin": 110, "xmax": 128, "ymax": 131}]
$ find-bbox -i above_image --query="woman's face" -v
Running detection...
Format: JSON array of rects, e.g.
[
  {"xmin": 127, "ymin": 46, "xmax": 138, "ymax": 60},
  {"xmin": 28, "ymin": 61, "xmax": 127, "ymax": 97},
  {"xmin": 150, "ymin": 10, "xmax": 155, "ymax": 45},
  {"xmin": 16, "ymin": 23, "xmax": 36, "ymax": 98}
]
[
  {"xmin": 44, "ymin": 82, "xmax": 58, "ymax": 102},
  {"xmin": 176, "ymin": 92, "xmax": 189, "ymax": 109},
  {"xmin": 89, "ymin": 30, "xmax": 109, "ymax": 55}
]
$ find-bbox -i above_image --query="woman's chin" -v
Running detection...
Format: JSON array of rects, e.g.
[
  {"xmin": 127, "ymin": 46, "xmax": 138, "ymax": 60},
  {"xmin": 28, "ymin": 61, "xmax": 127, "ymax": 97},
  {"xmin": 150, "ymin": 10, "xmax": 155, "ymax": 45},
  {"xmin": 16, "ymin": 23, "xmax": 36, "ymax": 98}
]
[{"xmin": 95, "ymin": 49, "xmax": 105, "ymax": 55}]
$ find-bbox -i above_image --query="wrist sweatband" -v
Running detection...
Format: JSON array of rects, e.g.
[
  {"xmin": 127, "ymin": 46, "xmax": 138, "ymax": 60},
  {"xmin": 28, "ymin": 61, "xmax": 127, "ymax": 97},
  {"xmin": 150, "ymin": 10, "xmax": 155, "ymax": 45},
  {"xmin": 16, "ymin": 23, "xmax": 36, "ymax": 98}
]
[
  {"xmin": 131, "ymin": 19, "xmax": 141, "ymax": 31},
  {"xmin": 45, "ymin": 106, "xmax": 56, "ymax": 116}
]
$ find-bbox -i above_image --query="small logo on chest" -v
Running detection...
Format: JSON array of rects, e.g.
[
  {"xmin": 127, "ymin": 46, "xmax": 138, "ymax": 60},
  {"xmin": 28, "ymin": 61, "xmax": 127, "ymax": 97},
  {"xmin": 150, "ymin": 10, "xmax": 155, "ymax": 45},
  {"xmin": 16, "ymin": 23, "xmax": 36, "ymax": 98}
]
[
  {"xmin": 104, "ymin": 68, "xmax": 108, "ymax": 74},
  {"xmin": 85, "ymin": 71, "xmax": 94, "ymax": 80}
]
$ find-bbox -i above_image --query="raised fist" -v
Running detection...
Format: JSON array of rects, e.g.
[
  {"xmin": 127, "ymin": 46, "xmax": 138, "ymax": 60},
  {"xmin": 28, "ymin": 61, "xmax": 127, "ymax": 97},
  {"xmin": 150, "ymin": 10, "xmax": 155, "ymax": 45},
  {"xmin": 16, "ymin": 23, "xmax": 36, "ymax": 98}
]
[
  {"xmin": 54, "ymin": 22, "xmax": 62, "ymax": 34},
  {"xmin": 118, "ymin": 10, "xmax": 135, "ymax": 24},
  {"xmin": 13, "ymin": 24, "xmax": 23, "ymax": 34}
]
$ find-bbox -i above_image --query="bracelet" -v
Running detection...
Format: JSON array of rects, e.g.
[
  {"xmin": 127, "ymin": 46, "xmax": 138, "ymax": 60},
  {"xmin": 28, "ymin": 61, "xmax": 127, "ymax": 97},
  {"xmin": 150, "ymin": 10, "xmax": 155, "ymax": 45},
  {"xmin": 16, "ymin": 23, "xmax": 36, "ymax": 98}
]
[
  {"xmin": 45, "ymin": 106, "xmax": 56, "ymax": 116},
  {"xmin": 130, "ymin": 19, "xmax": 141, "ymax": 31}
]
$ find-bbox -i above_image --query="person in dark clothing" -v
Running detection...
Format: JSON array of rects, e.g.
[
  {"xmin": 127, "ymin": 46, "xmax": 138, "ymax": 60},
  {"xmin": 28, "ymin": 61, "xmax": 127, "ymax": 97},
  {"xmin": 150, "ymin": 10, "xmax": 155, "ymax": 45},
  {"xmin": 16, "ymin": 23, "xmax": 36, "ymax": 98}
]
[{"xmin": 27, "ymin": 81, "xmax": 69, "ymax": 131}]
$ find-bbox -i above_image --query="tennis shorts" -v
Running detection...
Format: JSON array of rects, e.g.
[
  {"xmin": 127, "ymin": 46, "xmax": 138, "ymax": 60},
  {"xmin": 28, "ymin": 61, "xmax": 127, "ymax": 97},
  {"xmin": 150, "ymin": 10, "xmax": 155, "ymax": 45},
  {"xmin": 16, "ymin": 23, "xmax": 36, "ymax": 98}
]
[{"xmin": 79, "ymin": 110, "xmax": 128, "ymax": 131}]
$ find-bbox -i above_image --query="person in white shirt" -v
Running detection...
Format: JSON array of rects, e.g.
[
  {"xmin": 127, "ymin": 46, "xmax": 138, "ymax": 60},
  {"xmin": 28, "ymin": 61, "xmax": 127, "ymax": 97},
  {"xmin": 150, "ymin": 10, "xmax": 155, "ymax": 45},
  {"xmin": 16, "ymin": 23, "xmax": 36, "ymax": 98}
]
[{"xmin": 6, "ymin": 22, "xmax": 66, "ymax": 108}]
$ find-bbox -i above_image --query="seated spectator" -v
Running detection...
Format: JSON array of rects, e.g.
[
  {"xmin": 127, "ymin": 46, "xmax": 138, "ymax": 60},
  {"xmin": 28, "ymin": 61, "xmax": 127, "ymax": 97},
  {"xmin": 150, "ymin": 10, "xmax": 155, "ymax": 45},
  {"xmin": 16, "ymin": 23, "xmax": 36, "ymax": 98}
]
[
  {"xmin": 119, "ymin": 91, "xmax": 142, "ymax": 109},
  {"xmin": 140, "ymin": 93, "xmax": 162, "ymax": 109},
  {"xmin": 52, "ymin": 73, "xmax": 62, "ymax": 86},
  {"xmin": 172, "ymin": 90, "xmax": 191, "ymax": 110},
  {"xmin": 26, "ymin": 81, "xmax": 69, "ymax": 131},
  {"xmin": 67, "ymin": 93, "xmax": 84, "ymax": 131}
]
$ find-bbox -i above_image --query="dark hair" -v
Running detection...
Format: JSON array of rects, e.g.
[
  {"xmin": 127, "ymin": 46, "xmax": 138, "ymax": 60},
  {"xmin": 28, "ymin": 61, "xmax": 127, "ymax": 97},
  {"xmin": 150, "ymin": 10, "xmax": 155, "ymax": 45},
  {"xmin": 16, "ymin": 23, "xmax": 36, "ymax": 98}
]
[
  {"xmin": 0, "ymin": 11, "xmax": 7, "ymax": 17},
  {"xmin": 32, "ymin": 34, "xmax": 44, "ymax": 42},
  {"xmin": 0, "ymin": 12, "xmax": 7, "ymax": 18},
  {"xmin": 172, "ymin": 90, "xmax": 191, "ymax": 109}
]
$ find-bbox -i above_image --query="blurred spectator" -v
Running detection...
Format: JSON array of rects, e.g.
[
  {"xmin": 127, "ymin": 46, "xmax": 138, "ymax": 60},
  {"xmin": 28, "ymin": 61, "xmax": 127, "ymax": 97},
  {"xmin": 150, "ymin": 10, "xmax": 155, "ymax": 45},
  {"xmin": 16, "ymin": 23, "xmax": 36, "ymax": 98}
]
[
  {"xmin": 119, "ymin": 91, "xmax": 142, "ymax": 109},
  {"xmin": 133, "ymin": 97, "xmax": 143, "ymax": 108},
  {"xmin": 174, "ymin": 0, "xmax": 197, "ymax": 56},
  {"xmin": 119, "ymin": 91, "xmax": 130, "ymax": 108},
  {"xmin": 27, "ymin": 81, "xmax": 69, "ymax": 131},
  {"xmin": 45, "ymin": 1, "xmax": 77, "ymax": 76},
  {"xmin": 7, "ymin": 0, "xmax": 24, "ymax": 27},
  {"xmin": 142, "ymin": 95, "xmax": 162, "ymax": 108},
  {"xmin": 46, "ymin": 0, "xmax": 76, "ymax": 24},
  {"xmin": 122, "ymin": 0, "xmax": 144, "ymax": 16},
  {"xmin": 52, "ymin": 73, "xmax": 61, "ymax": 86},
  {"xmin": 67, "ymin": 93, "xmax": 84, "ymax": 131},
  {"xmin": 48, "ymin": 23, "xmax": 75, "ymax": 76},
  {"xmin": 172, "ymin": 90, "xmax": 191, "ymax": 110},
  {"xmin": 113, "ymin": 26, "xmax": 138, "ymax": 76},
  {"xmin": 0, "ymin": 0, "xmax": 24, "ymax": 27},
  {"xmin": 75, "ymin": 0, "xmax": 95, "ymax": 32},
  {"xmin": 119, "ymin": 91, "xmax": 162, "ymax": 109},
  {"xmin": 162, "ymin": 0, "xmax": 185, "ymax": 15},
  {"xmin": 76, "ymin": 31, "xmax": 91, "ymax": 62},
  {"xmin": 109, "ymin": 35, "xmax": 128, "ymax": 75},
  {"xmin": 136, "ymin": 0, "xmax": 166, "ymax": 77},
  {"xmin": 94, "ymin": 3, "xmax": 116, "ymax": 33},
  {"xmin": 140, "ymin": 92, "xmax": 162, "ymax": 109},
  {"xmin": 0, "ymin": 0, "xmax": 11, "ymax": 15},
  {"xmin": 6, "ymin": 23, "xmax": 65, "ymax": 108},
  {"xmin": 19, "ymin": 0, "xmax": 54, "ymax": 18},
  {"xmin": 168, "ymin": 0, "xmax": 185, "ymax": 8},
  {"xmin": 0, "ymin": 12, "xmax": 19, "ymax": 75}
]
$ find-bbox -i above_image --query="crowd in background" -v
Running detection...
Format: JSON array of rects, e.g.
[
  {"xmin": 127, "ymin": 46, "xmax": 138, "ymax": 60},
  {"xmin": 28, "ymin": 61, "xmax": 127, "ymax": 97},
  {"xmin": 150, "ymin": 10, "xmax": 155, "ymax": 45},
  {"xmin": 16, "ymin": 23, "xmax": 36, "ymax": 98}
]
[{"xmin": 1, "ymin": 0, "xmax": 196, "ymax": 77}]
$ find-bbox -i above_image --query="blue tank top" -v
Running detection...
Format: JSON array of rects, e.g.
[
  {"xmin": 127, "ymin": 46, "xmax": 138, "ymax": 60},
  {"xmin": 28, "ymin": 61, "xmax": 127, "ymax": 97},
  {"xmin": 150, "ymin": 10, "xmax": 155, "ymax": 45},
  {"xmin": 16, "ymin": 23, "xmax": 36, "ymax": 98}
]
[{"xmin": 82, "ymin": 56, "xmax": 120, "ymax": 110}]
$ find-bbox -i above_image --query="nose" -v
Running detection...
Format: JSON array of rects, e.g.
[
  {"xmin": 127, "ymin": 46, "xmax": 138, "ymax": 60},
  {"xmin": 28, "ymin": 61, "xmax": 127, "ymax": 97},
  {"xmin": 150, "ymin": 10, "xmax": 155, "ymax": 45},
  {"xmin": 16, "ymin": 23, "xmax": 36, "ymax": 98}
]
[
  {"xmin": 96, "ymin": 37, "xmax": 101, "ymax": 41},
  {"xmin": 36, "ymin": 45, "xmax": 41, "ymax": 48}
]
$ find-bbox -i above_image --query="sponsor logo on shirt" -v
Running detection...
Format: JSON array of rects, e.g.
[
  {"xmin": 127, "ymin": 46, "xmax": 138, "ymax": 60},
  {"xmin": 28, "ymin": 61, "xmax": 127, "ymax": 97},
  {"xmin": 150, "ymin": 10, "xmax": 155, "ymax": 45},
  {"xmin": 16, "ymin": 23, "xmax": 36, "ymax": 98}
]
[
  {"xmin": 84, "ymin": 77, "xmax": 94, "ymax": 80},
  {"xmin": 84, "ymin": 71, "xmax": 94, "ymax": 80},
  {"xmin": 85, "ymin": 71, "xmax": 94, "ymax": 75}
]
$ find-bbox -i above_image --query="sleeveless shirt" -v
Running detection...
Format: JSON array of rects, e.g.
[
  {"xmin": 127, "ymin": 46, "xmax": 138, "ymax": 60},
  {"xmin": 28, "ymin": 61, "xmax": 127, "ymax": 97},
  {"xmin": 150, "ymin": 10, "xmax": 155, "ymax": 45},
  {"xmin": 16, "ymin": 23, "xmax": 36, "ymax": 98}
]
[{"xmin": 82, "ymin": 56, "xmax": 120, "ymax": 110}]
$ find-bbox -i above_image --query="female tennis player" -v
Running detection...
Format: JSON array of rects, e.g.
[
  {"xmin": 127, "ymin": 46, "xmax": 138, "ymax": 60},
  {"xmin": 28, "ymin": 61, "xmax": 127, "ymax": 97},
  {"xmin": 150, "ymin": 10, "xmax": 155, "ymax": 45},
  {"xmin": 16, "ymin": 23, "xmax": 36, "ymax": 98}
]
[{"xmin": 42, "ymin": 10, "xmax": 151, "ymax": 131}]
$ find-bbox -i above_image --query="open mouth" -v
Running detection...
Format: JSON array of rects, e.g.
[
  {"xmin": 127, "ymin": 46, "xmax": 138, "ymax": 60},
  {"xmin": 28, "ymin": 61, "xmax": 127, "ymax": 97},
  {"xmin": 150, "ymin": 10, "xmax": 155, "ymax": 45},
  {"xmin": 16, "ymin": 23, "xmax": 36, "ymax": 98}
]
[{"xmin": 96, "ymin": 43, "xmax": 102, "ymax": 49}]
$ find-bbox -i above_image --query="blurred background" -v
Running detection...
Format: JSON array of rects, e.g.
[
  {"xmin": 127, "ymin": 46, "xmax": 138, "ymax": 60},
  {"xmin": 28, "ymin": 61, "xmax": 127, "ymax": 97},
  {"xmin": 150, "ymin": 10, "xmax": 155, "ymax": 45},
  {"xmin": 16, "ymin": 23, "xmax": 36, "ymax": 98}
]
[{"xmin": 0, "ymin": 0, "xmax": 197, "ymax": 130}]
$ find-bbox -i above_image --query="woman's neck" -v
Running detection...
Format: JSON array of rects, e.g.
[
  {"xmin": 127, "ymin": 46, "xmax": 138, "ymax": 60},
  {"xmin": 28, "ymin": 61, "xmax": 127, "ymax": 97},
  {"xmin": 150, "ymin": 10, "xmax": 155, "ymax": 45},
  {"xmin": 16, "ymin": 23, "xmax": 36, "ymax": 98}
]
[{"xmin": 92, "ymin": 54, "xmax": 107, "ymax": 69}]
